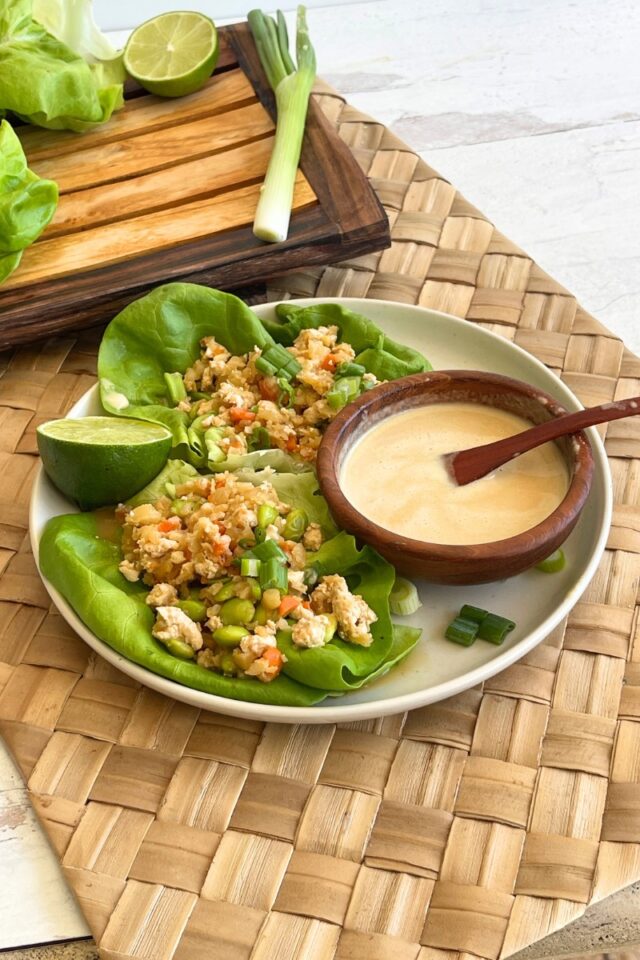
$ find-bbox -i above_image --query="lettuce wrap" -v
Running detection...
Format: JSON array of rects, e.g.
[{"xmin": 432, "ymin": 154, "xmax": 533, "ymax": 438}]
[
  {"xmin": 39, "ymin": 462, "xmax": 421, "ymax": 706},
  {"xmin": 97, "ymin": 283, "xmax": 431, "ymax": 474}
]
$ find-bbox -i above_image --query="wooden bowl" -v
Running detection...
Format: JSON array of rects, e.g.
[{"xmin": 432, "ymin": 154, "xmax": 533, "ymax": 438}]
[{"xmin": 316, "ymin": 370, "xmax": 594, "ymax": 585}]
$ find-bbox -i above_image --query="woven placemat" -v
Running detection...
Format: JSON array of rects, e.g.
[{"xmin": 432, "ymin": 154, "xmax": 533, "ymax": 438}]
[{"xmin": 1, "ymin": 82, "xmax": 640, "ymax": 960}]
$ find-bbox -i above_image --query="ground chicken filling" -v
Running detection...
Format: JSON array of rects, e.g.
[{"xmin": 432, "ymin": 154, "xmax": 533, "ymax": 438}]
[
  {"xmin": 117, "ymin": 473, "xmax": 377, "ymax": 683},
  {"xmin": 176, "ymin": 325, "xmax": 379, "ymax": 463}
]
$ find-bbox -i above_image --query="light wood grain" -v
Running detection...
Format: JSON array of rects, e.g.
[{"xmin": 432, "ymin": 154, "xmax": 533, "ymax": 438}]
[
  {"xmin": 47, "ymin": 136, "xmax": 277, "ymax": 236},
  {"xmin": 31, "ymin": 101, "xmax": 274, "ymax": 195},
  {"xmin": 2, "ymin": 174, "xmax": 316, "ymax": 288},
  {"xmin": 17, "ymin": 69, "xmax": 257, "ymax": 162}
]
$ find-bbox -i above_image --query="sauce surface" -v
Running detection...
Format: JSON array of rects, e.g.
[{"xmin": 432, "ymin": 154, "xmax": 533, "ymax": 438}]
[{"xmin": 340, "ymin": 402, "xmax": 569, "ymax": 545}]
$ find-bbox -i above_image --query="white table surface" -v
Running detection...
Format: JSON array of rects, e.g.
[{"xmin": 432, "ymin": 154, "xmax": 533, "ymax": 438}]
[{"xmin": 2, "ymin": 0, "xmax": 640, "ymax": 953}]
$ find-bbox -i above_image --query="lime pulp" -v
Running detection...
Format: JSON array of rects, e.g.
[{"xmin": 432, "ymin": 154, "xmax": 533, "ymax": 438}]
[
  {"xmin": 123, "ymin": 12, "xmax": 218, "ymax": 98},
  {"xmin": 37, "ymin": 416, "xmax": 172, "ymax": 511}
]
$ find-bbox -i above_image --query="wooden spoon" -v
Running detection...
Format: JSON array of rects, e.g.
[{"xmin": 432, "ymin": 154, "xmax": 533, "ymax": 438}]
[{"xmin": 446, "ymin": 396, "xmax": 640, "ymax": 486}]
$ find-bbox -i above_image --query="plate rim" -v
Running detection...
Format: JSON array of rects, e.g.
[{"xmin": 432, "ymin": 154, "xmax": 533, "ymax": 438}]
[{"xmin": 29, "ymin": 297, "xmax": 613, "ymax": 723}]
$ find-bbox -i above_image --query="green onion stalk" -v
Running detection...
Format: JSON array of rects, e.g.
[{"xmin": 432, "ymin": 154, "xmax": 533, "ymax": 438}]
[{"xmin": 248, "ymin": 7, "xmax": 316, "ymax": 243}]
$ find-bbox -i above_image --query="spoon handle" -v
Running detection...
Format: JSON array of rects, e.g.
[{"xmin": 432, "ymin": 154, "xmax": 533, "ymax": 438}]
[{"xmin": 450, "ymin": 395, "xmax": 640, "ymax": 486}]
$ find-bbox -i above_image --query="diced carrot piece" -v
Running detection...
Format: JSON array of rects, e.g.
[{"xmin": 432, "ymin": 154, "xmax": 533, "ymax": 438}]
[
  {"xmin": 158, "ymin": 518, "xmax": 179, "ymax": 532},
  {"xmin": 262, "ymin": 647, "xmax": 283, "ymax": 667},
  {"xmin": 258, "ymin": 377, "xmax": 280, "ymax": 402},
  {"xmin": 321, "ymin": 353, "xmax": 337, "ymax": 371},
  {"xmin": 229, "ymin": 408, "xmax": 256, "ymax": 423},
  {"xmin": 285, "ymin": 435, "xmax": 298, "ymax": 452},
  {"xmin": 301, "ymin": 601, "xmax": 312, "ymax": 610},
  {"xmin": 278, "ymin": 595, "xmax": 300, "ymax": 617}
]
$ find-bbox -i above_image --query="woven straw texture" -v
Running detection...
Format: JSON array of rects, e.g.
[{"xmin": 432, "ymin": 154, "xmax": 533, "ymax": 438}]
[{"xmin": 2, "ymin": 83, "xmax": 640, "ymax": 960}]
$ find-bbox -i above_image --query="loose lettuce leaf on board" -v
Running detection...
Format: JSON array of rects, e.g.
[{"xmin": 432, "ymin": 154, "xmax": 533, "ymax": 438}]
[
  {"xmin": 0, "ymin": 0, "xmax": 123, "ymax": 131},
  {"xmin": 262, "ymin": 302, "xmax": 432, "ymax": 380},
  {"xmin": 0, "ymin": 120, "xmax": 58, "ymax": 253}
]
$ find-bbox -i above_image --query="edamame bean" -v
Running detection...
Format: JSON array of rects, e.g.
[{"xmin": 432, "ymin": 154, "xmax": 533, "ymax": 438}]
[
  {"xmin": 220, "ymin": 598, "xmax": 256, "ymax": 625},
  {"xmin": 165, "ymin": 638, "xmax": 195, "ymax": 660},
  {"xmin": 213, "ymin": 625, "xmax": 249, "ymax": 647},
  {"xmin": 177, "ymin": 599, "xmax": 207, "ymax": 623}
]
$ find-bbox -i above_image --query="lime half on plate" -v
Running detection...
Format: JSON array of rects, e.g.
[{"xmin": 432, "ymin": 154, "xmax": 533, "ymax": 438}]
[
  {"xmin": 37, "ymin": 416, "xmax": 172, "ymax": 510},
  {"xmin": 124, "ymin": 11, "xmax": 219, "ymax": 98}
]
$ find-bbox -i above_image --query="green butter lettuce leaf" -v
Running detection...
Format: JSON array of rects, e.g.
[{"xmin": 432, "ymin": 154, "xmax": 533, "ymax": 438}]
[
  {"xmin": 97, "ymin": 284, "xmax": 431, "ymax": 474},
  {"xmin": 38, "ymin": 465, "xmax": 421, "ymax": 705},
  {"xmin": 0, "ymin": 120, "xmax": 58, "ymax": 255},
  {"xmin": 262, "ymin": 302, "xmax": 432, "ymax": 379},
  {"xmin": 0, "ymin": 0, "xmax": 123, "ymax": 131},
  {"xmin": 278, "ymin": 531, "xmax": 420, "ymax": 690},
  {"xmin": 98, "ymin": 283, "xmax": 276, "ymax": 468},
  {"xmin": 0, "ymin": 249, "xmax": 22, "ymax": 283},
  {"xmin": 33, "ymin": 0, "xmax": 123, "ymax": 66},
  {"xmin": 39, "ymin": 512, "xmax": 327, "ymax": 706}
]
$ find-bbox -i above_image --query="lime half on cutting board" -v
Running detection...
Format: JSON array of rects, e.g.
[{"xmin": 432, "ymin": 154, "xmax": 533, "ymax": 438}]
[
  {"xmin": 124, "ymin": 11, "xmax": 219, "ymax": 97},
  {"xmin": 37, "ymin": 417, "xmax": 172, "ymax": 510}
]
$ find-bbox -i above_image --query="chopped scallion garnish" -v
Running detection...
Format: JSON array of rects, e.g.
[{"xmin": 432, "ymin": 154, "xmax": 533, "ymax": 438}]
[
  {"xmin": 164, "ymin": 371, "xmax": 187, "ymax": 404},
  {"xmin": 445, "ymin": 617, "xmax": 479, "ymax": 646},
  {"xmin": 389, "ymin": 577, "xmax": 422, "ymax": 616},
  {"xmin": 477, "ymin": 613, "xmax": 515, "ymax": 645},
  {"xmin": 241, "ymin": 557, "xmax": 262, "ymax": 578},
  {"xmin": 535, "ymin": 548, "xmax": 566, "ymax": 573}
]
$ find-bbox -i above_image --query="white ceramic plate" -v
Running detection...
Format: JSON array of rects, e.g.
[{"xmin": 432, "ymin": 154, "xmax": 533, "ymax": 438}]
[{"xmin": 30, "ymin": 298, "xmax": 612, "ymax": 723}]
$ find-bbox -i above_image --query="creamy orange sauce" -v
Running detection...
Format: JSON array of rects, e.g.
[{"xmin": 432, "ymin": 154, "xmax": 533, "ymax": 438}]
[{"xmin": 340, "ymin": 402, "xmax": 569, "ymax": 545}]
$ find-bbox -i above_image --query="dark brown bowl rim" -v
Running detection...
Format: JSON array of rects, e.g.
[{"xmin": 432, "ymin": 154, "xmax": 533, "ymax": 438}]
[{"xmin": 316, "ymin": 370, "xmax": 595, "ymax": 562}]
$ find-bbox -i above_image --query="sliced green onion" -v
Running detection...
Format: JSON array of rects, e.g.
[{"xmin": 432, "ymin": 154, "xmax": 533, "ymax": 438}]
[
  {"xmin": 535, "ymin": 548, "xmax": 566, "ymax": 573},
  {"xmin": 326, "ymin": 376, "xmax": 361, "ymax": 410},
  {"xmin": 259, "ymin": 557, "xmax": 289, "ymax": 591},
  {"xmin": 283, "ymin": 508, "xmax": 308, "ymax": 541},
  {"xmin": 258, "ymin": 503, "xmax": 280, "ymax": 528},
  {"xmin": 477, "ymin": 613, "xmax": 515, "ymax": 645},
  {"xmin": 445, "ymin": 617, "xmax": 479, "ymax": 646},
  {"xmin": 248, "ymin": 426, "xmax": 272, "ymax": 451},
  {"xmin": 256, "ymin": 355, "xmax": 278, "ymax": 376},
  {"xmin": 459, "ymin": 604, "xmax": 488, "ymax": 625},
  {"xmin": 277, "ymin": 376, "xmax": 296, "ymax": 405},
  {"xmin": 189, "ymin": 390, "xmax": 210, "ymax": 401},
  {"xmin": 262, "ymin": 344, "xmax": 301, "ymax": 376},
  {"xmin": 248, "ymin": 6, "xmax": 316, "ymax": 243},
  {"xmin": 164, "ymin": 371, "xmax": 187, "ymax": 405},
  {"xmin": 389, "ymin": 577, "xmax": 422, "ymax": 616},
  {"xmin": 250, "ymin": 538, "xmax": 288, "ymax": 563},
  {"xmin": 335, "ymin": 362, "xmax": 366, "ymax": 378},
  {"xmin": 241, "ymin": 557, "xmax": 261, "ymax": 577}
]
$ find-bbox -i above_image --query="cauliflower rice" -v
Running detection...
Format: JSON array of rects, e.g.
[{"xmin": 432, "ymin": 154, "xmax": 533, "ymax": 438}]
[{"xmin": 118, "ymin": 472, "xmax": 377, "ymax": 683}]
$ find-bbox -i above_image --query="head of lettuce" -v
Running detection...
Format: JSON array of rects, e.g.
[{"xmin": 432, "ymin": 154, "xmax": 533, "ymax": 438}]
[{"xmin": 0, "ymin": 0, "xmax": 124, "ymax": 132}]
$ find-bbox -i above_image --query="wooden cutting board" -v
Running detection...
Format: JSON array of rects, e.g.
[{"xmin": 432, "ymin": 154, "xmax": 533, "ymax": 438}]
[{"xmin": 0, "ymin": 22, "xmax": 389, "ymax": 349}]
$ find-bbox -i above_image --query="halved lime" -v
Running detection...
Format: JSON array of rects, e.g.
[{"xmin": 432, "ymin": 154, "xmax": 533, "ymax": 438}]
[
  {"xmin": 37, "ymin": 417, "xmax": 172, "ymax": 511},
  {"xmin": 124, "ymin": 12, "xmax": 218, "ymax": 98}
]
